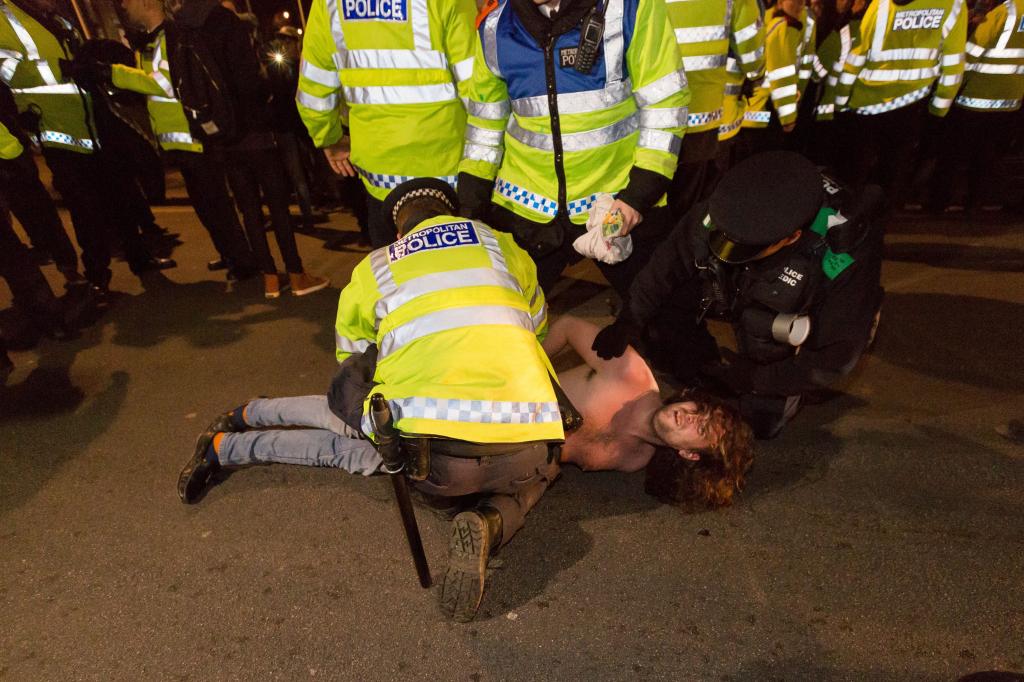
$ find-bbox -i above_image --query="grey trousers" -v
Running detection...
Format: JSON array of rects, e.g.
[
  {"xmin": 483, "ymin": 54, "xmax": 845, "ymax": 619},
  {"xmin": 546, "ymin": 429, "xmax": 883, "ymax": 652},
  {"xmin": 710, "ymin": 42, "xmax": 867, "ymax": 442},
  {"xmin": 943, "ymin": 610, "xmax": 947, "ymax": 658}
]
[{"xmin": 413, "ymin": 443, "xmax": 560, "ymax": 548}]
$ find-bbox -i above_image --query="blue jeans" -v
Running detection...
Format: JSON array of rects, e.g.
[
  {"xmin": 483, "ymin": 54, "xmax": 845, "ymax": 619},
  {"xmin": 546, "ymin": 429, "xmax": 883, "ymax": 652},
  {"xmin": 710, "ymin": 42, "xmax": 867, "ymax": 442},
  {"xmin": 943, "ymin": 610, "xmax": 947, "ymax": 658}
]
[{"xmin": 217, "ymin": 396, "xmax": 382, "ymax": 475}]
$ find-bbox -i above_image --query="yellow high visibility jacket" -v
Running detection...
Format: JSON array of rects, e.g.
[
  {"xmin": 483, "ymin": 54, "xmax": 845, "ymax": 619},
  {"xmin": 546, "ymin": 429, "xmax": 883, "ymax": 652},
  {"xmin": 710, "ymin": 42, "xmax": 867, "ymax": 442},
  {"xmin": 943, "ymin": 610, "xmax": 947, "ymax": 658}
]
[
  {"xmin": 336, "ymin": 215, "xmax": 564, "ymax": 444},
  {"xmin": 111, "ymin": 29, "xmax": 203, "ymax": 153},
  {"xmin": 459, "ymin": 0, "xmax": 689, "ymax": 225},
  {"xmin": 719, "ymin": 54, "xmax": 747, "ymax": 140},
  {"xmin": 0, "ymin": 120, "xmax": 22, "ymax": 158},
  {"xmin": 742, "ymin": 7, "xmax": 817, "ymax": 128},
  {"xmin": 296, "ymin": 0, "xmax": 477, "ymax": 200},
  {"xmin": 956, "ymin": 0, "xmax": 1024, "ymax": 111},
  {"xmin": 667, "ymin": 0, "xmax": 765, "ymax": 133},
  {"xmin": 0, "ymin": 1, "xmax": 96, "ymax": 154},
  {"xmin": 833, "ymin": 0, "xmax": 967, "ymax": 116},
  {"xmin": 816, "ymin": 18, "xmax": 861, "ymax": 119}
]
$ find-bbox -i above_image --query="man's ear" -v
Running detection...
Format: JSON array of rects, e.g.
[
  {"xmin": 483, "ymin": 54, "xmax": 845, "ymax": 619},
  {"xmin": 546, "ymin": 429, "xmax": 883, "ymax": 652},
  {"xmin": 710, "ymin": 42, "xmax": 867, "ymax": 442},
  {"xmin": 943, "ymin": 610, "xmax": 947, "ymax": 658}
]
[{"xmin": 678, "ymin": 449, "xmax": 701, "ymax": 462}]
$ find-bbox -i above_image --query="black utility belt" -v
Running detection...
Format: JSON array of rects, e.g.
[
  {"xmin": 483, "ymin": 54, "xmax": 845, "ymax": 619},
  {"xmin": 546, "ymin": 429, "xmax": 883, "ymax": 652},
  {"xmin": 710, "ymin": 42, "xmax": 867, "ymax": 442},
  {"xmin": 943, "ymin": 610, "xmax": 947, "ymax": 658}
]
[{"xmin": 401, "ymin": 436, "xmax": 555, "ymax": 459}]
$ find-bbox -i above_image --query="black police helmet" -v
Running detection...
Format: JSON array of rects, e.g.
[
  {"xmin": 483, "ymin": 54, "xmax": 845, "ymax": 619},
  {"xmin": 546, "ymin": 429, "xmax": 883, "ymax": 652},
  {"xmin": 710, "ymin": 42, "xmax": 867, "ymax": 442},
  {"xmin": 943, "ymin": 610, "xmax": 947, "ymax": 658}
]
[
  {"xmin": 706, "ymin": 151, "xmax": 824, "ymax": 263},
  {"xmin": 382, "ymin": 178, "xmax": 459, "ymax": 235}
]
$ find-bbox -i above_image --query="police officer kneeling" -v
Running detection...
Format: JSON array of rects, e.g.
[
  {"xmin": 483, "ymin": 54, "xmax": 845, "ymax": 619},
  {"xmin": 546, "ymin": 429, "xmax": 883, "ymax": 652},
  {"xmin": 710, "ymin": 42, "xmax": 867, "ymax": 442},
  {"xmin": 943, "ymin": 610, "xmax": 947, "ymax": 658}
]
[{"xmin": 592, "ymin": 151, "xmax": 883, "ymax": 439}]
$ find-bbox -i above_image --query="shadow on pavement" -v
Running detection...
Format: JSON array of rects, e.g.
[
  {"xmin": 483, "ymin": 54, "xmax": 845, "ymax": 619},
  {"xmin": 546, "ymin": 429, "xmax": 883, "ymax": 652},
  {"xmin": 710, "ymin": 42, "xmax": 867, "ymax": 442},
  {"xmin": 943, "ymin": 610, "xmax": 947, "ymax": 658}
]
[
  {"xmin": 887, "ymin": 212, "xmax": 1024, "ymax": 238},
  {"xmin": 108, "ymin": 272, "xmax": 340, "ymax": 350},
  {"xmin": 884, "ymin": 242, "xmax": 1024, "ymax": 272},
  {"xmin": 728, "ymin": 657, "xmax": 940, "ymax": 681},
  {"xmin": 871, "ymin": 293, "xmax": 1024, "ymax": 392}
]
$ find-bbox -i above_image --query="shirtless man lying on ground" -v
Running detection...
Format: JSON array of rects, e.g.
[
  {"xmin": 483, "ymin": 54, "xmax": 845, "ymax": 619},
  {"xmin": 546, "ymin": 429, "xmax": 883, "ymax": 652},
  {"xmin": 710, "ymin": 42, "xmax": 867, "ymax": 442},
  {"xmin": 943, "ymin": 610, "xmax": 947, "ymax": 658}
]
[{"xmin": 179, "ymin": 317, "xmax": 753, "ymax": 510}]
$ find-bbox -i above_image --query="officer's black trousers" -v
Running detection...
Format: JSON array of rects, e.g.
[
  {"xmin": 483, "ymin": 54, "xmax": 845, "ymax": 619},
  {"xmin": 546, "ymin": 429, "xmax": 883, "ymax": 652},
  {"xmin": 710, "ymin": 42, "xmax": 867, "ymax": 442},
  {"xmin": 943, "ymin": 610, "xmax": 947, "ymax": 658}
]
[
  {"xmin": 42, "ymin": 148, "xmax": 117, "ymax": 288},
  {"xmin": 0, "ymin": 210, "xmax": 60, "ymax": 321},
  {"xmin": 222, "ymin": 145, "xmax": 304, "ymax": 275},
  {"xmin": 171, "ymin": 150, "xmax": 256, "ymax": 271},
  {"xmin": 668, "ymin": 130, "xmax": 719, "ymax": 223},
  {"xmin": 836, "ymin": 100, "xmax": 927, "ymax": 207},
  {"xmin": 366, "ymin": 194, "xmax": 396, "ymax": 249},
  {"xmin": 927, "ymin": 107, "xmax": 1019, "ymax": 211},
  {"xmin": 0, "ymin": 152, "xmax": 79, "ymax": 274}
]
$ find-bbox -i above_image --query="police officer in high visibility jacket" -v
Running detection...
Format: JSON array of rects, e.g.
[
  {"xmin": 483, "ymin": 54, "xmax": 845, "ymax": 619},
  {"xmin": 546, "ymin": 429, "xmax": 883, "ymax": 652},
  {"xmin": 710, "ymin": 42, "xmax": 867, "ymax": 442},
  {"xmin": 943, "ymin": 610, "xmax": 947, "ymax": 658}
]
[
  {"xmin": 0, "ymin": 0, "xmax": 122, "ymax": 294},
  {"xmin": 458, "ymin": 0, "xmax": 690, "ymax": 294},
  {"xmin": 739, "ymin": 0, "xmax": 817, "ymax": 154},
  {"xmin": 811, "ymin": 0, "xmax": 865, "ymax": 171},
  {"xmin": 591, "ymin": 152, "xmax": 884, "ymax": 440},
  {"xmin": 296, "ymin": 0, "xmax": 478, "ymax": 247},
  {"xmin": 109, "ymin": 0, "xmax": 256, "ymax": 279},
  {"xmin": 831, "ymin": 0, "xmax": 966, "ymax": 202},
  {"xmin": 667, "ymin": 0, "xmax": 765, "ymax": 217},
  {"xmin": 333, "ymin": 178, "xmax": 563, "ymax": 621},
  {"xmin": 927, "ymin": 0, "xmax": 1024, "ymax": 209}
]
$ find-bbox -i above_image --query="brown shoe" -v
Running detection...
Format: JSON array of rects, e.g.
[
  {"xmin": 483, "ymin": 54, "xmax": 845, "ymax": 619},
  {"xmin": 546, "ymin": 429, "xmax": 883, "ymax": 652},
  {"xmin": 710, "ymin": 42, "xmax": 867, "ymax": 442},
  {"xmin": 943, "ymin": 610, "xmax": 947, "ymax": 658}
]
[
  {"xmin": 263, "ymin": 274, "xmax": 289, "ymax": 299},
  {"xmin": 289, "ymin": 272, "xmax": 329, "ymax": 297}
]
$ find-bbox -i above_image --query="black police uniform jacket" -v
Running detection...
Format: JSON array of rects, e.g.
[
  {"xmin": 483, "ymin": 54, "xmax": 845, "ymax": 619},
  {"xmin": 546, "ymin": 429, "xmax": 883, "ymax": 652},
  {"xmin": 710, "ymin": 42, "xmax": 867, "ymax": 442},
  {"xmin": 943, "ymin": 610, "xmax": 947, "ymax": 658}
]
[{"xmin": 624, "ymin": 175, "xmax": 884, "ymax": 397}]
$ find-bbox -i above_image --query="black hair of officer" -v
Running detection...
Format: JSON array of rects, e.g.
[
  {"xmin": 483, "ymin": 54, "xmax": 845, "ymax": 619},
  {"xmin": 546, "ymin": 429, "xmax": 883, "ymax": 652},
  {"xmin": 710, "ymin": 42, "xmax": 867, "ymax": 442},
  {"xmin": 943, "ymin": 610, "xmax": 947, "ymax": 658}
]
[
  {"xmin": 706, "ymin": 151, "xmax": 824, "ymax": 264},
  {"xmin": 382, "ymin": 179, "xmax": 460, "ymax": 237}
]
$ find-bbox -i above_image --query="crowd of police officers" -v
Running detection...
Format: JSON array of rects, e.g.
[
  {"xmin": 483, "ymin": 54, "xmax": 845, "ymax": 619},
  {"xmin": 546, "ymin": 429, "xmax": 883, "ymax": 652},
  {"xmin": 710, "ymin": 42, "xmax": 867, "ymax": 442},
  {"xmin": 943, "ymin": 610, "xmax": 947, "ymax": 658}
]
[{"xmin": 1, "ymin": 0, "xmax": 1022, "ymax": 433}]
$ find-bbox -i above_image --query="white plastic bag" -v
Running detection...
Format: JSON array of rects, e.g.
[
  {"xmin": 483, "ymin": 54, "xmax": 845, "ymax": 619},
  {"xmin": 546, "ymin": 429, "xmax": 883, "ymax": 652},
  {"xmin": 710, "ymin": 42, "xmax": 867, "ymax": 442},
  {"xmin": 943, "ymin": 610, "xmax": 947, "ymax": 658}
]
[{"xmin": 572, "ymin": 193, "xmax": 634, "ymax": 264}]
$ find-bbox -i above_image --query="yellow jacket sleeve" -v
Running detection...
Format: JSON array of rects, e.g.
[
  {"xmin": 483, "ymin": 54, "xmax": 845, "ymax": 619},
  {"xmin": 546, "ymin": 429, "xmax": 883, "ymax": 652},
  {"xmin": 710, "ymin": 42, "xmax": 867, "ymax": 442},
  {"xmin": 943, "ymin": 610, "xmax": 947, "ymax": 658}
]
[
  {"xmin": 458, "ymin": 23, "xmax": 511, "ymax": 183},
  {"xmin": 931, "ymin": 0, "xmax": 967, "ymax": 116},
  {"xmin": 334, "ymin": 258, "xmax": 380, "ymax": 364},
  {"xmin": 297, "ymin": 0, "xmax": 345, "ymax": 148},
  {"xmin": 833, "ymin": 0, "xmax": 877, "ymax": 108},
  {"xmin": 765, "ymin": 20, "xmax": 802, "ymax": 126},
  {"xmin": 0, "ymin": 122, "xmax": 23, "ymax": 159},
  {"xmin": 732, "ymin": 0, "xmax": 766, "ymax": 80},
  {"xmin": 442, "ymin": 0, "xmax": 479, "ymax": 100},
  {"xmin": 627, "ymin": 0, "xmax": 690, "ymax": 179},
  {"xmin": 110, "ymin": 63, "xmax": 168, "ymax": 97},
  {"xmin": 497, "ymin": 228, "xmax": 548, "ymax": 341}
]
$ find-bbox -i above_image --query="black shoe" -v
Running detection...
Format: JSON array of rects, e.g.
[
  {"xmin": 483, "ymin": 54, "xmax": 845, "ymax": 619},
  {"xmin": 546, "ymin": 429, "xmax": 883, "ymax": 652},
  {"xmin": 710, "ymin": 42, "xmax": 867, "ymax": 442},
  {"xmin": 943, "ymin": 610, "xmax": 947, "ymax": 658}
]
[
  {"xmin": 226, "ymin": 265, "xmax": 258, "ymax": 282},
  {"xmin": 207, "ymin": 259, "xmax": 228, "ymax": 271},
  {"xmin": 177, "ymin": 425, "xmax": 223, "ymax": 504},
  {"xmin": 0, "ymin": 352, "xmax": 13, "ymax": 384},
  {"xmin": 440, "ymin": 510, "xmax": 496, "ymax": 622},
  {"xmin": 130, "ymin": 256, "xmax": 177, "ymax": 275}
]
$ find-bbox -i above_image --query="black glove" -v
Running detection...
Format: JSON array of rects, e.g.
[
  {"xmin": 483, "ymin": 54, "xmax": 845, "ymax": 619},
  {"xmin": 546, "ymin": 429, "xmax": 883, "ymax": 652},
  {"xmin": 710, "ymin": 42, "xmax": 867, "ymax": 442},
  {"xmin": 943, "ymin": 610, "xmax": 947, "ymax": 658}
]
[
  {"xmin": 58, "ymin": 57, "xmax": 110, "ymax": 91},
  {"xmin": 703, "ymin": 348, "xmax": 757, "ymax": 395},
  {"xmin": 592, "ymin": 317, "xmax": 642, "ymax": 360}
]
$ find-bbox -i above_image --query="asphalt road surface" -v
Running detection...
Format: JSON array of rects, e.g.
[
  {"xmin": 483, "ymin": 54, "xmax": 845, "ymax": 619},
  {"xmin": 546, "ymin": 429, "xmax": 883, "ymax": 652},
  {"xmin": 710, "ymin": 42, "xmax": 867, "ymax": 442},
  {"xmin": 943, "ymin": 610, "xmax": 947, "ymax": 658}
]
[{"xmin": 1, "ymin": 191, "xmax": 1022, "ymax": 681}]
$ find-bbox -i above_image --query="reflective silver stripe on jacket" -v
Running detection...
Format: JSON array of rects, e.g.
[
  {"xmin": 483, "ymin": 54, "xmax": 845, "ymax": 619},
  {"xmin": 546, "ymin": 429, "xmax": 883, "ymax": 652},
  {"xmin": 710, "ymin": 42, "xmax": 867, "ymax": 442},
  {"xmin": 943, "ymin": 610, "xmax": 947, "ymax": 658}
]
[
  {"xmin": 507, "ymin": 114, "xmax": 638, "ymax": 152},
  {"xmin": 342, "ymin": 82, "xmax": 457, "ymax": 105},
  {"xmin": 512, "ymin": 79, "xmax": 633, "ymax": 117},
  {"xmin": 148, "ymin": 95, "xmax": 178, "ymax": 104},
  {"xmin": 463, "ymin": 142, "xmax": 503, "ymax": 165},
  {"xmin": 342, "ymin": 48, "xmax": 449, "ymax": 71},
  {"xmin": 148, "ymin": 37, "xmax": 175, "ymax": 99},
  {"xmin": 638, "ymin": 128, "xmax": 682, "ymax": 154},
  {"xmin": 375, "ymin": 268, "xmax": 523, "ymax": 322},
  {"xmin": 633, "ymin": 69, "xmax": 688, "ymax": 106},
  {"xmin": 723, "ymin": 82, "xmax": 741, "ymax": 95},
  {"xmin": 452, "ymin": 56, "xmax": 474, "ymax": 82},
  {"xmin": 872, "ymin": 47, "xmax": 938, "ymax": 61},
  {"xmin": 380, "ymin": 305, "xmax": 536, "ymax": 359},
  {"xmin": 0, "ymin": 3, "xmax": 57, "ymax": 85},
  {"xmin": 297, "ymin": 90, "xmax": 339, "ymax": 111},
  {"xmin": 938, "ymin": 74, "xmax": 960, "ymax": 86},
  {"xmin": 855, "ymin": 84, "xmax": 931, "ymax": 114},
  {"xmin": 158, "ymin": 132, "xmax": 195, "ymax": 145},
  {"xmin": 942, "ymin": 0, "xmax": 964, "ymax": 40},
  {"xmin": 996, "ymin": 0, "xmax": 1018, "ymax": 50},
  {"xmin": 739, "ymin": 45, "xmax": 765, "ymax": 73},
  {"xmin": 775, "ymin": 102, "xmax": 797, "ymax": 118},
  {"xmin": 816, "ymin": 103, "xmax": 835, "ymax": 115},
  {"xmin": 639, "ymin": 106, "xmax": 688, "ymax": 128},
  {"xmin": 466, "ymin": 123, "xmax": 505, "ymax": 146},
  {"xmin": 687, "ymin": 109, "xmax": 723, "ymax": 127},
  {"xmin": 604, "ymin": 0, "xmax": 625, "ymax": 83},
  {"xmin": 931, "ymin": 96, "xmax": 952, "ymax": 108},
  {"xmin": 38, "ymin": 130, "xmax": 94, "ymax": 150},
  {"xmin": 301, "ymin": 60, "xmax": 340, "ymax": 86},
  {"xmin": 468, "ymin": 98, "xmax": 510, "ymax": 120},
  {"xmin": 683, "ymin": 54, "xmax": 728, "ymax": 72},
  {"xmin": 675, "ymin": 25, "xmax": 728, "ymax": 43},
  {"xmin": 858, "ymin": 66, "xmax": 940, "ymax": 81},
  {"xmin": 955, "ymin": 95, "xmax": 1021, "ymax": 109},
  {"xmin": 773, "ymin": 83, "xmax": 798, "ymax": 99},
  {"xmin": 336, "ymin": 332, "xmax": 371, "ymax": 356},
  {"xmin": 11, "ymin": 82, "xmax": 79, "ymax": 95},
  {"xmin": 362, "ymin": 396, "xmax": 561, "ymax": 432},
  {"xmin": 965, "ymin": 62, "xmax": 1024, "ymax": 74},
  {"xmin": 734, "ymin": 18, "xmax": 763, "ymax": 44},
  {"xmin": 942, "ymin": 53, "xmax": 963, "ymax": 66},
  {"xmin": 767, "ymin": 64, "xmax": 797, "ymax": 81},
  {"xmin": 410, "ymin": 0, "xmax": 431, "ymax": 51},
  {"xmin": 483, "ymin": 0, "xmax": 506, "ymax": 77}
]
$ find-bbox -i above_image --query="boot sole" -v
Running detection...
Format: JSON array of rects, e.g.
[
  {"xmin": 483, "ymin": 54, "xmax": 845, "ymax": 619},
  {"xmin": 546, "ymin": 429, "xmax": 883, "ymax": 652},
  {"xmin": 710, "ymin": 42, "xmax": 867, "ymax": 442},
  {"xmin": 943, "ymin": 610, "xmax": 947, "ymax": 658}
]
[{"xmin": 441, "ymin": 512, "xmax": 489, "ymax": 622}]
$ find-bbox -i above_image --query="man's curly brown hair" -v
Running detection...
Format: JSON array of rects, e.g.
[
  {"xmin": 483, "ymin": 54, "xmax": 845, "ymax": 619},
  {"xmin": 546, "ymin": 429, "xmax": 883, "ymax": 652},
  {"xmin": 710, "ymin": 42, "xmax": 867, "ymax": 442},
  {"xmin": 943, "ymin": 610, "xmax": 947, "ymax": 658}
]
[{"xmin": 644, "ymin": 388, "xmax": 754, "ymax": 511}]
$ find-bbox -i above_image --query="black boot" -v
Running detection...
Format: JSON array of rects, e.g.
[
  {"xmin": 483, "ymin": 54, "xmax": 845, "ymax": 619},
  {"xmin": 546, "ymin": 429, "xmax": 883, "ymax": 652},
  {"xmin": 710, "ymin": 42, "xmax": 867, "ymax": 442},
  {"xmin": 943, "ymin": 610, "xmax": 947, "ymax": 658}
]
[{"xmin": 440, "ymin": 506, "xmax": 502, "ymax": 622}]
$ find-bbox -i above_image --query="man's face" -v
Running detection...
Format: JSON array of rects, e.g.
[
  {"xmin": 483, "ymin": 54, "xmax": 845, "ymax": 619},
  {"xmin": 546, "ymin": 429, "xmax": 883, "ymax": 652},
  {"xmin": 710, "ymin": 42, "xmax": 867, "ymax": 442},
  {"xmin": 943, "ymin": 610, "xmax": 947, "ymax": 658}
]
[{"xmin": 651, "ymin": 401, "xmax": 714, "ymax": 458}]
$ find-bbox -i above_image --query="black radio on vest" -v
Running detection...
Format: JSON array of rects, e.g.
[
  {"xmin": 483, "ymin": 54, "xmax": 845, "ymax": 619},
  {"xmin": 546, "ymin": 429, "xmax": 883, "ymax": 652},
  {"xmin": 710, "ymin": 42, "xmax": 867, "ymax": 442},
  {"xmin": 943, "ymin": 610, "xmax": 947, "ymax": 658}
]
[{"xmin": 574, "ymin": 3, "xmax": 606, "ymax": 74}]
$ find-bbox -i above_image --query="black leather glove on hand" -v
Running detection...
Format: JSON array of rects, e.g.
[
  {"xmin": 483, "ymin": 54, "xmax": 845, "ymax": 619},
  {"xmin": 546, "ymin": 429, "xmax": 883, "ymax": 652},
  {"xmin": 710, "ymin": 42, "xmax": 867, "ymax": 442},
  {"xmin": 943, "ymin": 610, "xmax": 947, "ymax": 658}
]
[
  {"xmin": 59, "ymin": 57, "xmax": 110, "ymax": 91},
  {"xmin": 592, "ymin": 317, "xmax": 642, "ymax": 360},
  {"xmin": 704, "ymin": 348, "xmax": 757, "ymax": 394}
]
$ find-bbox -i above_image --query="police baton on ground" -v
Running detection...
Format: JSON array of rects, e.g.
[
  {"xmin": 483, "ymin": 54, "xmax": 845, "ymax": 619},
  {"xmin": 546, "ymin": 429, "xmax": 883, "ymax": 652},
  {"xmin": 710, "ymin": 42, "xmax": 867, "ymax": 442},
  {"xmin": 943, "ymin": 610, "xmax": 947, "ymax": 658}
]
[{"xmin": 369, "ymin": 393, "xmax": 432, "ymax": 589}]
